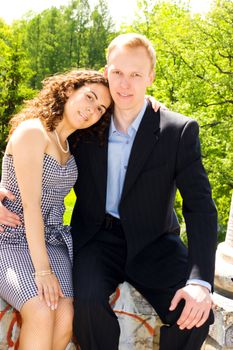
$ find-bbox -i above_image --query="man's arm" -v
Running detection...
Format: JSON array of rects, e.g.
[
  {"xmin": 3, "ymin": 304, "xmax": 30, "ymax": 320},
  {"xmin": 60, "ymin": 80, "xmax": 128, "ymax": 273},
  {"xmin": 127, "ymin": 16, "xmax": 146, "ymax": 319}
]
[
  {"xmin": 171, "ymin": 117, "xmax": 217, "ymax": 329},
  {"xmin": 0, "ymin": 188, "xmax": 21, "ymax": 231},
  {"xmin": 175, "ymin": 118, "xmax": 217, "ymax": 284}
]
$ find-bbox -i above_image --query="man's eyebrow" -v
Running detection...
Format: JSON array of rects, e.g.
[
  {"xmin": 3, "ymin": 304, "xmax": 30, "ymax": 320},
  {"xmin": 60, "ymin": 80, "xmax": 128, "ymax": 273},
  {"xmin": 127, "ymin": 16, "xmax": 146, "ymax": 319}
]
[{"xmin": 90, "ymin": 90, "xmax": 107, "ymax": 111}]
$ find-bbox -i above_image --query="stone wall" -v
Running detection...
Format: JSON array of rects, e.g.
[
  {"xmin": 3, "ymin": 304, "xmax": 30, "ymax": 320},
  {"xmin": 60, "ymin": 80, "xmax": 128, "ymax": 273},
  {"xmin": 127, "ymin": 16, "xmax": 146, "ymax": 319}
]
[
  {"xmin": 1, "ymin": 283, "xmax": 233, "ymax": 350},
  {"xmin": 202, "ymin": 293, "xmax": 233, "ymax": 350},
  {"xmin": 0, "ymin": 282, "xmax": 160, "ymax": 350}
]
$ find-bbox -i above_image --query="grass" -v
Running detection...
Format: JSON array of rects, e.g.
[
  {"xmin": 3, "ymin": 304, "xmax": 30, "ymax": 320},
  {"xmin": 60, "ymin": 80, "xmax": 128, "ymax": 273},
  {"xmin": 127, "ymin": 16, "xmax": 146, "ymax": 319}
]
[{"xmin": 63, "ymin": 188, "xmax": 76, "ymax": 225}]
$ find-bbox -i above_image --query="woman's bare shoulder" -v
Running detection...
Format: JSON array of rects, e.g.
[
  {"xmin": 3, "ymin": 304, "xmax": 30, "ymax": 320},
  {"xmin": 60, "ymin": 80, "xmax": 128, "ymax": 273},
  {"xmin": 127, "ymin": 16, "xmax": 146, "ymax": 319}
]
[{"xmin": 7, "ymin": 119, "xmax": 49, "ymax": 154}]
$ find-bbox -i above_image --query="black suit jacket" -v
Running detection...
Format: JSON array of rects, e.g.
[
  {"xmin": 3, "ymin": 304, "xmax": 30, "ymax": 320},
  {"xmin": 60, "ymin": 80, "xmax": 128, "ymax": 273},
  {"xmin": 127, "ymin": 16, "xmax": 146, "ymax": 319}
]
[{"xmin": 71, "ymin": 103, "xmax": 218, "ymax": 289}]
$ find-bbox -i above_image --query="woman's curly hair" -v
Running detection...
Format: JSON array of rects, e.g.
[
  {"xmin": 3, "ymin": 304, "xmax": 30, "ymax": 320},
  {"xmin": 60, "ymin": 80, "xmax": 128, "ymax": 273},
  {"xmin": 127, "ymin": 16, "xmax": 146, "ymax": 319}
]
[{"xmin": 8, "ymin": 70, "xmax": 113, "ymax": 144}]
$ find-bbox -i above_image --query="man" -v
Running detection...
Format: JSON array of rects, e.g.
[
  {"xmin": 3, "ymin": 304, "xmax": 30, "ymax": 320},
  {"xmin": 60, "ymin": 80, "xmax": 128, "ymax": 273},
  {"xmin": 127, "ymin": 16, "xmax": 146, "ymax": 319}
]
[
  {"xmin": 70, "ymin": 33, "xmax": 217, "ymax": 350},
  {"xmin": 0, "ymin": 33, "xmax": 217, "ymax": 350}
]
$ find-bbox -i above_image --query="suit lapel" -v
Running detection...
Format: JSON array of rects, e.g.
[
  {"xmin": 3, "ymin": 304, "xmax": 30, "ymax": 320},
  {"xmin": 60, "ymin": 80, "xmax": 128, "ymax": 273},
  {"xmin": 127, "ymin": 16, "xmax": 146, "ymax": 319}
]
[
  {"xmin": 121, "ymin": 104, "xmax": 161, "ymax": 201},
  {"xmin": 88, "ymin": 128, "xmax": 109, "ymax": 205}
]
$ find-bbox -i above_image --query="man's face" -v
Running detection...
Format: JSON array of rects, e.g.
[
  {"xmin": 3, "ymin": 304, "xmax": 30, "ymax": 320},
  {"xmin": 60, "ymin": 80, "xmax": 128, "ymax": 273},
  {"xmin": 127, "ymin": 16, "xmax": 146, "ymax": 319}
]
[{"xmin": 104, "ymin": 45, "xmax": 154, "ymax": 114}]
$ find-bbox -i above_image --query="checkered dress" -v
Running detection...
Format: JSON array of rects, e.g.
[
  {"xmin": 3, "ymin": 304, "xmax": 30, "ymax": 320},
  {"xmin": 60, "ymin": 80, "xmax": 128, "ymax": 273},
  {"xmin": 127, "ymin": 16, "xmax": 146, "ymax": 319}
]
[{"xmin": 0, "ymin": 153, "xmax": 78, "ymax": 310}]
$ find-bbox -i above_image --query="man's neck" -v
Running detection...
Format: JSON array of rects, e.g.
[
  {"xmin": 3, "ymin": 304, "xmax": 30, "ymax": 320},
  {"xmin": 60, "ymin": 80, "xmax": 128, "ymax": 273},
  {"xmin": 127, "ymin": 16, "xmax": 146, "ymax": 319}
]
[{"xmin": 113, "ymin": 103, "xmax": 145, "ymax": 134}]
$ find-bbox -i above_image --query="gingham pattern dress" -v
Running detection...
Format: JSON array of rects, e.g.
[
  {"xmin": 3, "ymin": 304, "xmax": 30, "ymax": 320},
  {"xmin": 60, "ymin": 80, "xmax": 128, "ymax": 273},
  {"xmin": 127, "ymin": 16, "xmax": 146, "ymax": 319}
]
[{"xmin": 0, "ymin": 153, "xmax": 78, "ymax": 310}]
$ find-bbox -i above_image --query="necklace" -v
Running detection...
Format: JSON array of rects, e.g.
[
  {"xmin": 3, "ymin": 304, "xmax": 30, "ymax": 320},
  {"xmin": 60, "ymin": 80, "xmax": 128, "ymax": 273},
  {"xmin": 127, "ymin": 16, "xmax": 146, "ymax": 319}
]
[{"xmin": 54, "ymin": 130, "xmax": 70, "ymax": 154}]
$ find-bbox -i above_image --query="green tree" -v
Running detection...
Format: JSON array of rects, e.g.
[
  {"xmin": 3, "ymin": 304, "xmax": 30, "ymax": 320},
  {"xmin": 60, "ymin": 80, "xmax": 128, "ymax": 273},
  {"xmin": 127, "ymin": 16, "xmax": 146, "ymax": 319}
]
[
  {"xmin": 62, "ymin": 0, "xmax": 91, "ymax": 68},
  {"xmin": 19, "ymin": 0, "xmax": 92, "ymax": 88},
  {"xmin": 1, "ymin": 0, "xmax": 232, "ymax": 241},
  {"xmin": 125, "ymin": 0, "xmax": 233, "ymax": 240},
  {"xmin": 21, "ymin": 7, "xmax": 66, "ymax": 88},
  {"xmin": 0, "ymin": 19, "xmax": 35, "ymax": 165},
  {"xmin": 87, "ymin": 0, "xmax": 115, "ymax": 69}
]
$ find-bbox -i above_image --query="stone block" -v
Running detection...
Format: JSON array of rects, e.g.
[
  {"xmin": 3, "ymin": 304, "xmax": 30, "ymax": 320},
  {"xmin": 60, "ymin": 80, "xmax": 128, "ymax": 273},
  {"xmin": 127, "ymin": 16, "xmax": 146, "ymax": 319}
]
[
  {"xmin": 0, "ymin": 298, "xmax": 21, "ymax": 350},
  {"xmin": 3, "ymin": 285, "xmax": 233, "ymax": 350},
  {"xmin": 0, "ymin": 282, "xmax": 161, "ymax": 350},
  {"xmin": 110, "ymin": 282, "xmax": 161, "ymax": 349},
  {"xmin": 202, "ymin": 293, "xmax": 233, "ymax": 350}
]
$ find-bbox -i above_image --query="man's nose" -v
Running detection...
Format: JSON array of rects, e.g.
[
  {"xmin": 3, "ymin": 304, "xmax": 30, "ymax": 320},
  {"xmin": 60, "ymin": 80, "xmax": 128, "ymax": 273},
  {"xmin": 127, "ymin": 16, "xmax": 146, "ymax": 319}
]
[{"xmin": 120, "ymin": 77, "xmax": 130, "ymax": 89}]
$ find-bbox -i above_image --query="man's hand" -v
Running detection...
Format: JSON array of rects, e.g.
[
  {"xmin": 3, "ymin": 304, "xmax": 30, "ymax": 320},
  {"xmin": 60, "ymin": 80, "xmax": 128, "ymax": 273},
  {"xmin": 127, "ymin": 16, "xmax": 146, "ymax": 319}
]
[
  {"xmin": 169, "ymin": 284, "xmax": 213, "ymax": 330},
  {"xmin": 0, "ymin": 188, "xmax": 21, "ymax": 231}
]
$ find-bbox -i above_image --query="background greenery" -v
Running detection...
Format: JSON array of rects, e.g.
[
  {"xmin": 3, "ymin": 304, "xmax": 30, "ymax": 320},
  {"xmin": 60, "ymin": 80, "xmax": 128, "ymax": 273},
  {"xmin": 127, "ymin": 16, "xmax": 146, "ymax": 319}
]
[
  {"xmin": 0, "ymin": 0, "xmax": 232, "ymax": 242},
  {"xmin": 64, "ymin": 189, "xmax": 76, "ymax": 225}
]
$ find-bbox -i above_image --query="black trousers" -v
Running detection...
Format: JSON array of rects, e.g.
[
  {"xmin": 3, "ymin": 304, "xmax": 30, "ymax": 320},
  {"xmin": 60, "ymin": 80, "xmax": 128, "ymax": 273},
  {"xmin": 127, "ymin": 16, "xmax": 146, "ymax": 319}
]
[{"xmin": 73, "ymin": 218, "xmax": 213, "ymax": 350}]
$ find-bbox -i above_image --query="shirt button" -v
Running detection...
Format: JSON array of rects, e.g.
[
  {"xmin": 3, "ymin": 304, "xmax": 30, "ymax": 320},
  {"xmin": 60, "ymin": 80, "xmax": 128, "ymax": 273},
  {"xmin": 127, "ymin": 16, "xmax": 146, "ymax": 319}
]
[{"xmin": 126, "ymin": 140, "xmax": 129, "ymax": 144}]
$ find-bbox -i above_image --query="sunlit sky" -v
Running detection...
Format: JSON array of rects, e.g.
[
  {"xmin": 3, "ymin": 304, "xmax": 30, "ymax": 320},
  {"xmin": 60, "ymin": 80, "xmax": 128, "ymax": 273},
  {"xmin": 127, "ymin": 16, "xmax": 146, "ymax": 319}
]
[{"xmin": 0, "ymin": 0, "xmax": 212, "ymax": 27}]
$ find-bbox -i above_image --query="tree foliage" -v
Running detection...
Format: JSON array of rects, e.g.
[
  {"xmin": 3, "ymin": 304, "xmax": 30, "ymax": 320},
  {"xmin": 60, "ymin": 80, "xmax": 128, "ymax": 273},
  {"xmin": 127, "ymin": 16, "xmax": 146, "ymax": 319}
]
[
  {"xmin": 0, "ymin": 20, "xmax": 35, "ymax": 160},
  {"xmin": 0, "ymin": 0, "xmax": 232, "ymax": 241},
  {"xmin": 17, "ymin": 0, "xmax": 115, "ymax": 88},
  {"xmin": 125, "ymin": 0, "xmax": 233, "ymax": 240}
]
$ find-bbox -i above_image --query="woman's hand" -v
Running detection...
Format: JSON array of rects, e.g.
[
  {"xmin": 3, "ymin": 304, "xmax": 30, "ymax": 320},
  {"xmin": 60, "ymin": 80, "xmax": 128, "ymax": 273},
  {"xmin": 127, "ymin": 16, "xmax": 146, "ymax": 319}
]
[
  {"xmin": 146, "ymin": 95, "xmax": 167, "ymax": 112},
  {"xmin": 35, "ymin": 272, "xmax": 64, "ymax": 310}
]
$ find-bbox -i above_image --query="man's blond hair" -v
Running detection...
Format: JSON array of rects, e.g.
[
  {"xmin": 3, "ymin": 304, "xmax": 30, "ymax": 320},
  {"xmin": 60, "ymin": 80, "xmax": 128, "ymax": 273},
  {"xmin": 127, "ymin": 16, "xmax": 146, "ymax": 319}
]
[{"xmin": 107, "ymin": 33, "xmax": 156, "ymax": 71}]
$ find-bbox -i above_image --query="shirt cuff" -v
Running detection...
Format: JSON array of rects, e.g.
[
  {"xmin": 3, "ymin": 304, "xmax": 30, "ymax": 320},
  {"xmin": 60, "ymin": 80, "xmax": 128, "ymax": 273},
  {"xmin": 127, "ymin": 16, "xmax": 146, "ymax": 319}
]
[{"xmin": 186, "ymin": 279, "xmax": 211, "ymax": 292}]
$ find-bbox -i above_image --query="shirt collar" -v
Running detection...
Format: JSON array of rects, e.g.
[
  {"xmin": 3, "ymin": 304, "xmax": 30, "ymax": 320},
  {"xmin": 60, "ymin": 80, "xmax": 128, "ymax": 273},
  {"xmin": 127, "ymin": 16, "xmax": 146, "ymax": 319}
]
[{"xmin": 109, "ymin": 99, "xmax": 148, "ymax": 137}]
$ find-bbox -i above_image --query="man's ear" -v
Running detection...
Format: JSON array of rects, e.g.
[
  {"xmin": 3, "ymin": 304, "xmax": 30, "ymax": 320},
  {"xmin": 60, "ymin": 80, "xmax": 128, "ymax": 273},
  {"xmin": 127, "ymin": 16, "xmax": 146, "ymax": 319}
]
[
  {"xmin": 147, "ymin": 70, "xmax": 155, "ymax": 86},
  {"xmin": 103, "ymin": 65, "xmax": 108, "ymax": 79}
]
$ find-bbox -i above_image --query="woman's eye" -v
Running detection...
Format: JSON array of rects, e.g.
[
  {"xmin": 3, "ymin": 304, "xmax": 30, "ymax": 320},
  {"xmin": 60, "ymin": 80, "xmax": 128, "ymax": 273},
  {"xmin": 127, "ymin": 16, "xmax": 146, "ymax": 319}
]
[
  {"xmin": 98, "ymin": 107, "xmax": 103, "ymax": 115},
  {"xmin": 87, "ymin": 94, "xmax": 93, "ymax": 101}
]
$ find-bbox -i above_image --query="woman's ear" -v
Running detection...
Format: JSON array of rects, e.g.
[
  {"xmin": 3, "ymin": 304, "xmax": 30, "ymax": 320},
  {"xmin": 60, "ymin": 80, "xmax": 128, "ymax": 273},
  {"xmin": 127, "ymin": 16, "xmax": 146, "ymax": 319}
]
[{"xmin": 66, "ymin": 87, "xmax": 74, "ymax": 98}]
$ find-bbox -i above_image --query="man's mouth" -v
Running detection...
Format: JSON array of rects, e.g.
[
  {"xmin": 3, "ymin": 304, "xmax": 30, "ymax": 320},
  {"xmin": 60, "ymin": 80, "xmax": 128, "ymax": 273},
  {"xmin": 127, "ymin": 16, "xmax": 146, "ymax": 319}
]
[{"xmin": 118, "ymin": 92, "xmax": 132, "ymax": 97}]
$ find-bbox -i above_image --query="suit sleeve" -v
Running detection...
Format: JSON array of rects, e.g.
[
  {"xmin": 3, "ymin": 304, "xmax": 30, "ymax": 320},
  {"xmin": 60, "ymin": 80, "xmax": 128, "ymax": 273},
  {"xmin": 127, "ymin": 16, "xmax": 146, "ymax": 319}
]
[{"xmin": 175, "ymin": 119, "xmax": 218, "ymax": 289}]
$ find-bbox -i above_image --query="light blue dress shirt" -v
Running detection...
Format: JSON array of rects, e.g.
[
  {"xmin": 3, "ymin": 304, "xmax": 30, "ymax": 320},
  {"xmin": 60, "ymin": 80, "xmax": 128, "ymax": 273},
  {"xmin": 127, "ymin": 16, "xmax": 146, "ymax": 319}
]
[
  {"xmin": 106, "ymin": 100, "xmax": 147, "ymax": 218},
  {"xmin": 105, "ymin": 100, "xmax": 211, "ymax": 292}
]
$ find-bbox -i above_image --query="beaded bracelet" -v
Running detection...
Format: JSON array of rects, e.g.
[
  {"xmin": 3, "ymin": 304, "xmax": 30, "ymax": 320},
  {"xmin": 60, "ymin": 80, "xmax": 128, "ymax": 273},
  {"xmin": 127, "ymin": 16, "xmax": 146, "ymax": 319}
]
[{"xmin": 32, "ymin": 269, "xmax": 53, "ymax": 277}]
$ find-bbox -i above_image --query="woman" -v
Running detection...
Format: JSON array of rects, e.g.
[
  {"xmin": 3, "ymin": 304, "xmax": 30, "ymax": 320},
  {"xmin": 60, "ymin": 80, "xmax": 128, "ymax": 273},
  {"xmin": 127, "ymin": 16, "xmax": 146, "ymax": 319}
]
[{"xmin": 0, "ymin": 70, "xmax": 112, "ymax": 350}]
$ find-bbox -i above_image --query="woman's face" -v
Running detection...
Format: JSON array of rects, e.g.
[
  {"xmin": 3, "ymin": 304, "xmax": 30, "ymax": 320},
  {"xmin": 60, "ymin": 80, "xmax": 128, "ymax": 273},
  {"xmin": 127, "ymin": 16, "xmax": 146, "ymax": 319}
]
[{"xmin": 63, "ymin": 83, "xmax": 112, "ymax": 130}]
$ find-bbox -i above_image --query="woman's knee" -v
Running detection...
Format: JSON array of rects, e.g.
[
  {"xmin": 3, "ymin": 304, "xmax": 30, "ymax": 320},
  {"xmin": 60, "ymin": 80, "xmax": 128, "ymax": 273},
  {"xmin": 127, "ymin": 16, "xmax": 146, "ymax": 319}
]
[
  {"xmin": 21, "ymin": 298, "xmax": 54, "ymax": 328},
  {"xmin": 56, "ymin": 308, "xmax": 73, "ymax": 334},
  {"xmin": 55, "ymin": 320, "xmax": 73, "ymax": 344},
  {"xmin": 53, "ymin": 300, "xmax": 74, "ymax": 345}
]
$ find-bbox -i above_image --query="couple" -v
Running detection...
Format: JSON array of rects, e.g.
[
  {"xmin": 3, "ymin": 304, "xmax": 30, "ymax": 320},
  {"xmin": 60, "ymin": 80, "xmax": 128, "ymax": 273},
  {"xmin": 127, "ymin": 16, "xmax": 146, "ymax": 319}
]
[{"xmin": 0, "ymin": 33, "xmax": 217, "ymax": 350}]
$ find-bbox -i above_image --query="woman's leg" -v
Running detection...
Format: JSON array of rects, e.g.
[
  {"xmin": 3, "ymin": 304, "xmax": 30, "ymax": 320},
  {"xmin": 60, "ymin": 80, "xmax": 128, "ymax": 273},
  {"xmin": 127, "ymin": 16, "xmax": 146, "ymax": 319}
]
[
  {"xmin": 19, "ymin": 296, "xmax": 55, "ymax": 350},
  {"xmin": 52, "ymin": 297, "xmax": 74, "ymax": 350}
]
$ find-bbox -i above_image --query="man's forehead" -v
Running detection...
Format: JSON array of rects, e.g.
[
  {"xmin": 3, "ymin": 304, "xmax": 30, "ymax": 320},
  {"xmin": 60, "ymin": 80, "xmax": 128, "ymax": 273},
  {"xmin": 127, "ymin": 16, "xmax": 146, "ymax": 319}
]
[
  {"xmin": 108, "ymin": 61, "xmax": 149, "ymax": 73},
  {"xmin": 108, "ymin": 47, "xmax": 151, "ymax": 69}
]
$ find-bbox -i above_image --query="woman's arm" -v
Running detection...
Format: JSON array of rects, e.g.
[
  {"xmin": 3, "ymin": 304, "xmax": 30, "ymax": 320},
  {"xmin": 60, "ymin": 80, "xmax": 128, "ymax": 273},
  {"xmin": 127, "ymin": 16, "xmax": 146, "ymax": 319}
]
[{"xmin": 11, "ymin": 122, "xmax": 63, "ymax": 309}]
